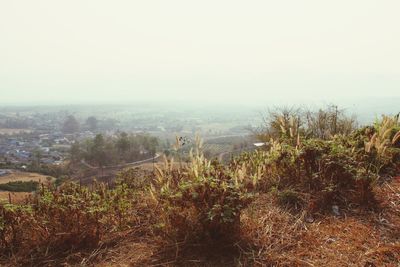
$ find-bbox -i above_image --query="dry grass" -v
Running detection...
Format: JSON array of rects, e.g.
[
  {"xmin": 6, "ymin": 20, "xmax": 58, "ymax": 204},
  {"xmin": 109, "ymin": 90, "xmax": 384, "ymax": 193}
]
[
  {"xmin": 94, "ymin": 232, "xmax": 164, "ymax": 267},
  {"xmin": 240, "ymin": 194, "xmax": 306, "ymax": 266},
  {"xmin": 0, "ymin": 191, "xmax": 30, "ymax": 203},
  {"xmin": 66, "ymin": 178, "xmax": 398, "ymax": 267},
  {"xmin": 1, "ymin": 172, "xmax": 398, "ymax": 265},
  {"xmin": 296, "ymin": 217, "xmax": 400, "ymax": 266},
  {"xmin": 239, "ymin": 179, "xmax": 400, "ymax": 267},
  {"xmin": 138, "ymin": 161, "xmax": 188, "ymax": 171},
  {"xmin": 1, "ymin": 179, "xmax": 398, "ymax": 267}
]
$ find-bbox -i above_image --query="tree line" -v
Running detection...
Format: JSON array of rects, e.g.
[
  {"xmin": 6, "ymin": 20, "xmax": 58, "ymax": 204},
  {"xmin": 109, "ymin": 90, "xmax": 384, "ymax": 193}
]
[
  {"xmin": 62, "ymin": 115, "xmax": 119, "ymax": 134},
  {"xmin": 70, "ymin": 133, "xmax": 159, "ymax": 167}
]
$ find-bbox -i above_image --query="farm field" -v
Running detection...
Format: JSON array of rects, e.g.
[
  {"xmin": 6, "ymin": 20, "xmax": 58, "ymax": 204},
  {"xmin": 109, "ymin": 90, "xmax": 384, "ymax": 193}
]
[
  {"xmin": 0, "ymin": 171, "xmax": 54, "ymax": 203},
  {"xmin": 0, "ymin": 191, "xmax": 30, "ymax": 203},
  {"xmin": 202, "ymin": 143, "xmax": 231, "ymax": 154},
  {"xmin": 0, "ymin": 170, "xmax": 54, "ymax": 184}
]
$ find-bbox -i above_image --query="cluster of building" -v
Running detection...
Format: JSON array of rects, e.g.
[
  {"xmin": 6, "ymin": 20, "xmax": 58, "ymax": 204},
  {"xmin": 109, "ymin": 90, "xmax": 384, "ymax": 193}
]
[{"xmin": 0, "ymin": 131, "xmax": 95, "ymax": 166}]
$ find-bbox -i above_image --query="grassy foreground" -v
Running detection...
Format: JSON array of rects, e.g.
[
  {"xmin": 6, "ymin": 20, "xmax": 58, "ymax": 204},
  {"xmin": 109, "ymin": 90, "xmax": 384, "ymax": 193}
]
[{"xmin": 1, "ymin": 113, "xmax": 400, "ymax": 266}]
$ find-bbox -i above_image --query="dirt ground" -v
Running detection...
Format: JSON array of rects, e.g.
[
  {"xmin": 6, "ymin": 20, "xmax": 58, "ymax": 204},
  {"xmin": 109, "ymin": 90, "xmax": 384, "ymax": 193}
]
[{"xmin": 0, "ymin": 191, "xmax": 30, "ymax": 203}]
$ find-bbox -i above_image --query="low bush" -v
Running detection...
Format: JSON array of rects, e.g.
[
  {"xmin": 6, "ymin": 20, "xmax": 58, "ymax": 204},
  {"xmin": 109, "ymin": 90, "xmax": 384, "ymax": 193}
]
[
  {"xmin": 1, "ymin": 112, "xmax": 399, "ymax": 266},
  {"xmin": 150, "ymin": 144, "xmax": 254, "ymax": 242},
  {"xmin": 233, "ymin": 114, "xmax": 400, "ymax": 211},
  {"xmin": 0, "ymin": 179, "xmax": 155, "ymax": 262},
  {"xmin": 0, "ymin": 180, "xmax": 38, "ymax": 192}
]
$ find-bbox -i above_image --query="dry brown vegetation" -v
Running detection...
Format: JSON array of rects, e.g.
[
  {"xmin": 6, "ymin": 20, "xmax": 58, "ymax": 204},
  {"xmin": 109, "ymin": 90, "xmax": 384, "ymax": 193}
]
[
  {"xmin": 0, "ymin": 192, "xmax": 30, "ymax": 203},
  {"xmin": 0, "ymin": 171, "xmax": 54, "ymax": 203},
  {"xmin": 4, "ymin": 179, "xmax": 396, "ymax": 267},
  {"xmin": 0, "ymin": 111, "xmax": 399, "ymax": 266}
]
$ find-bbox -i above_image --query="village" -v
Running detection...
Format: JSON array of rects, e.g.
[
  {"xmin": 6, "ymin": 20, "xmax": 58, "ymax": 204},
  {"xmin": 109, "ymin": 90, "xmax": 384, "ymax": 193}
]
[{"xmin": 0, "ymin": 131, "xmax": 95, "ymax": 167}]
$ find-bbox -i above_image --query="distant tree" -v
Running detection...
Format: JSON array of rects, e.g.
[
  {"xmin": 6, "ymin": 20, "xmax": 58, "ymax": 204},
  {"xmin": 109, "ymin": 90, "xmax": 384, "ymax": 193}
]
[
  {"xmin": 305, "ymin": 105, "xmax": 358, "ymax": 139},
  {"xmin": 116, "ymin": 132, "xmax": 130, "ymax": 154},
  {"xmin": 77, "ymin": 133, "xmax": 160, "ymax": 166},
  {"xmin": 148, "ymin": 137, "xmax": 159, "ymax": 157},
  {"xmin": 257, "ymin": 105, "xmax": 358, "ymax": 142},
  {"xmin": 126, "ymin": 137, "xmax": 138, "ymax": 160},
  {"xmin": 62, "ymin": 115, "xmax": 80, "ymax": 134},
  {"xmin": 92, "ymin": 134, "xmax": 107, "ymax": 168},
  {"xmin": 69, "ymin": 141, "xmax": 81, "ymax": 163},
  {"xmin": 85, "ymin": 116, "xmax": 98, "ymax": 132}
]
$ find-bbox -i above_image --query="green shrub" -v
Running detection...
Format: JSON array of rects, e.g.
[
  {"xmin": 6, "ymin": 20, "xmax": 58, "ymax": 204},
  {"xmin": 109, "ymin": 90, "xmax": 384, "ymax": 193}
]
[
  {"xmin": 115, "ymin": 167, "xmax": 150, "ymax": 190},
  {"xmin": 0, "ymin": 181, "xmax": 38, "ymax": 192},
  {"xmin": 151, "ymin": 146, "xmax": 254, "ymax": 241},
  {"xmin": 233, "ymin": 126, "xmax": 393, "ymax": 210}
]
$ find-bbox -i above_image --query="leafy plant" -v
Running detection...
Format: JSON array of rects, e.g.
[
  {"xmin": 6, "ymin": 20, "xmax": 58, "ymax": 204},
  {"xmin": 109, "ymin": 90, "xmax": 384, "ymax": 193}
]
[{"xmin": 150, "ymin": 137, "xmax": 254, "ymax": 241}]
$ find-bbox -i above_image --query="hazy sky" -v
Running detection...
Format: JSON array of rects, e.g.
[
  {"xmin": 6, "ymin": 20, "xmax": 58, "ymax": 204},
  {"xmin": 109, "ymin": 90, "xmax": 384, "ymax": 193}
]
[{"xmin": 1, "ymin": 1, "xmax": 399, "ymax": 105}]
